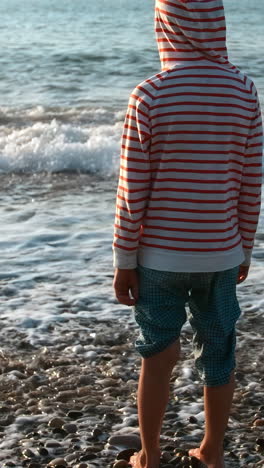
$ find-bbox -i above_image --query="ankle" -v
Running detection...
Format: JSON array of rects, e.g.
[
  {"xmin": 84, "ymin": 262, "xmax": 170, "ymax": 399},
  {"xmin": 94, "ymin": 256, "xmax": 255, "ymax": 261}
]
[
  {"xmin": 200, "ymin": 442, "xmax": 223, "ymax": 461},
  {"xmin": 140, "ymin": 448, "xmax": 161, "ymax": 464}
]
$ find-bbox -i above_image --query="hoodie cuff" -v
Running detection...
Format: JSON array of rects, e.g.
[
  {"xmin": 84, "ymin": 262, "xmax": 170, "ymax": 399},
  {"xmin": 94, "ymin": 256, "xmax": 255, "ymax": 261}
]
[
  {"xmin": 241, "ymin": 248, "xmax": 252, "ymax": 267},
  {"xmin": 113, "ymin": 249, "xmax": 138, "ymax": 269}
]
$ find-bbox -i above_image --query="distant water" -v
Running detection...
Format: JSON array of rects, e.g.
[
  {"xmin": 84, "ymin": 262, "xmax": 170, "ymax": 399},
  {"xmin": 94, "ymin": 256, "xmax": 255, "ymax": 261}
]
[
  {"xmin": 0, "ymin": 0, "xmax": 263, "ymax": 340},
  {"xmin": 0, "ymin": 0, "xmax": 263, "ymax": 174}
]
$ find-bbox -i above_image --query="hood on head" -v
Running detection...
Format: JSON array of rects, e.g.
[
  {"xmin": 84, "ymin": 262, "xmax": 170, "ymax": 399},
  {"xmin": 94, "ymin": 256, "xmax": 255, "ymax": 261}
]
[{"xmin": 155, "ymin": 0, "xmax": 229, "ymax": 71}]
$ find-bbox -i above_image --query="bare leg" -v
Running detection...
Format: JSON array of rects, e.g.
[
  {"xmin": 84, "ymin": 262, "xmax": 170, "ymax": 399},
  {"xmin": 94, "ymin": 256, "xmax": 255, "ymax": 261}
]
[
  {"xmin": 189, "ymin": 372, "xmax": 235, "ymax": 468},
  {"xmin": 130, "ymin": 340, "xmax": 180, "ymax": 468}
]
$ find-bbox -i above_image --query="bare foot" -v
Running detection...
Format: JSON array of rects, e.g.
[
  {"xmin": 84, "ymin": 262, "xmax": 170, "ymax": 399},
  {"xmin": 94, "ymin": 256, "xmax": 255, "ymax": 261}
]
[
  {"xmin": 189, "ymin": 448, "xmax": 225, "ymax": 468},
  {"xmin": 129, "ymin": 449, "xmax": 160, "ymax": 468}
]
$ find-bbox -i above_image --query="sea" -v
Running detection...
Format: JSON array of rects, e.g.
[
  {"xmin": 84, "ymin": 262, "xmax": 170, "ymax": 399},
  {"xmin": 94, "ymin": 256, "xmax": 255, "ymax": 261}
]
[{"xmin": 0, "ymin": 0, "xmax": 264, "ymax": 345}]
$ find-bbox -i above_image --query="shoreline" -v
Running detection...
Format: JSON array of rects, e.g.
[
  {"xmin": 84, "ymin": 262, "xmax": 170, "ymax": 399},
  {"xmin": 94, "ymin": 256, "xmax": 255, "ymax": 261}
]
[{"xmin": 0, "ymin": 312, "xmax": 263, "ymax": 468}]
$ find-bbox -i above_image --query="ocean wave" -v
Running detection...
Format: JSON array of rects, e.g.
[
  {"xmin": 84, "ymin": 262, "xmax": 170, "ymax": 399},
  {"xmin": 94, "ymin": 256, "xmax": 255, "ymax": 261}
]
[
  {"xmin": 0, "ymin": 107, "xmax": 124, "ymax": 176},
  {"xmin": 0, "ymin": 105, "xmax": 125, "ymax": 125}
]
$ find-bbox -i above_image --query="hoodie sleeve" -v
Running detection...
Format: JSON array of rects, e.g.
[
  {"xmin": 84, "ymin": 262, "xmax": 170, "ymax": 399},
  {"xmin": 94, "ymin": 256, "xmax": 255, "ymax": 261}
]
[
  {"xmin": 238, "ymin": 91, "xmax": 263, "ymax": 266},
  {"xmin": 112, "ymin": 88, "xmax": 151, "ymax": 269}
]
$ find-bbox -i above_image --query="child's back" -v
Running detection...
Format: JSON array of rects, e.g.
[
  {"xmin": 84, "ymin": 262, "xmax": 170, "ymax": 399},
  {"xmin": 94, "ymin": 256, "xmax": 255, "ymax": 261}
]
[
  {"xmin": 113, "ymin": 0, "xmax": 263, "ymax": 273},
  {"xmin": 112, "ymin": 2, "xmax": 263, "ymax": 467}
]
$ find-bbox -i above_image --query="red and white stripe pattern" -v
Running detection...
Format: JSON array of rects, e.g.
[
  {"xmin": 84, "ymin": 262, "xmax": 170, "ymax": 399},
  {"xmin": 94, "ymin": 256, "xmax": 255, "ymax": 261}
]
[
  {"xmin": 113, "ymin": 0, "xmax": 263, "ymax": 272},
  {"xmin": 155, "ymin": 0, "xmax": 229, "ymax": 71}
]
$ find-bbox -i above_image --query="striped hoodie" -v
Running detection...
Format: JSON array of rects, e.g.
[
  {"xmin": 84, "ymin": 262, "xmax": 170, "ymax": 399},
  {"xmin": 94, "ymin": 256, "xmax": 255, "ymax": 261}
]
[{"xmin": 113, "ymin": 0, "xmax": 263, "ymax": 272}]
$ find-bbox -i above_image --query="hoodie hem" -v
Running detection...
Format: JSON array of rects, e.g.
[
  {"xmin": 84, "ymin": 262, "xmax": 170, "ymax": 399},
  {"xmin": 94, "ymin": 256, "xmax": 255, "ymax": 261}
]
[{"xmin": 137, "ymin": 244, "xmax": 245, "ymax": 273}]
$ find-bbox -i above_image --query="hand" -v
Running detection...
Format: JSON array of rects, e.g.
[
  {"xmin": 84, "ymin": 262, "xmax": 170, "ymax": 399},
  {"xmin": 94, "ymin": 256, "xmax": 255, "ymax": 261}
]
[
  {"xmin": 113, "ymin": 268, "xmax": 139, "ymax": 306},
  {"xmin": 237, "ymin": 265, "xmax": 250, "ymax": 284}
]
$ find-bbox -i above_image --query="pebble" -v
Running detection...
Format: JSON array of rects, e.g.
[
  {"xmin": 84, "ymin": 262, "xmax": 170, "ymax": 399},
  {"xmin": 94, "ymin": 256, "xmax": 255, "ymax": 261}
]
[
  {"xmin": 48, "ymin": 417, "xmax": 64, "ymax": 429},
  {"xmin": 79, "ymin": 453, "xmax": 97, "ymax": 461},
  {"xmin": 253, "ymin": 419, "xmax": 264, "ymax": 427},
  {"xmin": 116, "ymin": 448, "xmax": 138, "ymax": 461},
  {"xmin": 52, "ymin": 427, "xmax": 67, "ymax": 435},
  {"xmin": 161, "ymin": 451, "xmax": 172, "ymax": 462},
  {"xmin": 38, "ymin": 446, "xmax": 49, "ymax": 456},
  {"xmin": 67, "ymin": 410, "xmax": 83, "ymax": 419},
  {"xmin": 62, "ymin": 423, "xmax": 77, "ymax": 433},
  {"xmin": 56, "ymin": 390, "xmax": 76, "ymax": 402},
  {"xmin": 0, "ymin": 415, "xmax": 15, "ymax": 426},
  {"xmin": 48, "ymin": 459, "xmax": 68, "ymax": 468},
  {"xmin": 170, "ymin": 457, "xmax": 182, "ymax": 466},
  {"xmin": 181, "ymin": 455, "xmax": 191, "ymax": 464},
  {"xmin": 65, "ymin": 454, "xmax": 78, "ymax": 463},
  {"xmin": 113, "ymin": 461, "xmax": 129, "ymax": 468},
  {"xmin": 91, "ymin": 427, "xmax": 103, "ymax": 438},
  {"xmin": 256, "ymin": 438, "xmax": 264, "ymax": 447},
  {"xmin": 174, "ymin": 451, "xmax": 188, "ymax": 457},
  {"xmin": 109, "ymin": 434, "xmax": 141, "ymax": 450},
  {"xmin": 77, "ymin": 386, "xmax": 92, "ymax": 397},
  {"xmin": 189, "ymin": 416, "xmax": 198, "ymax": 424},
  {"xmin": 190, "ymin": 456, "xmax": 203, "ymax": 467},
  {"xmin": 22, "ymin": 448, "xmax": 35, "ymax": 458},
  {"xmin": 79, "ymin": 374, "xmax": 93, "ymax": 385},
  {"xmin": 45, "ymin": 440, "xmax": 62, "ymax": 448}
]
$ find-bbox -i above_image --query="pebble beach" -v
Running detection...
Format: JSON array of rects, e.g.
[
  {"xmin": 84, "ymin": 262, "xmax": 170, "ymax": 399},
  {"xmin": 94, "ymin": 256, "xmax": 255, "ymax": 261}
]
[
  {"xmin": 0, "ymin": 297, "xmax": 263, "ymax": 468},
  {"xmin": 0, "ymin": 0, "xmax": 264, "ymax": 467}
]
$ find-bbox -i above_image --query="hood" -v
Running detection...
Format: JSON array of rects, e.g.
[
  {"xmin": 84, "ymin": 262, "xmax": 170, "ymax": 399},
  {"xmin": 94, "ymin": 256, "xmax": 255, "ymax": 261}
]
[{"xmin": 155, "ymin": 0, "xmax": 229, "ymax": 71}]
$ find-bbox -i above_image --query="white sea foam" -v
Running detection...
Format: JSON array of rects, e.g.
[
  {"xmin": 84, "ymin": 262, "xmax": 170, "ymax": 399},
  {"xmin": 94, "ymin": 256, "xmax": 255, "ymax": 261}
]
[{"xmin": 0, "ymin": 109, "xmax": 123, "ymax": 176}]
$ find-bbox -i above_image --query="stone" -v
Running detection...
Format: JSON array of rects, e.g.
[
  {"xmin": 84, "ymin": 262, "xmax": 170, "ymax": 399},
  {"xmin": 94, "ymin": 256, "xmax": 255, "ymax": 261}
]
[
  {"xmin": 255, "ymin": 444, "xmax": 264, "ymax": 453},
  {"xmin": 161, "ymin": 451, "xmax": 172, "ymax": 462},
  {"xmin": 65, "ymin": 453, "xmax": 78, "ymax": 463},
  {"xmin": 174, "ymin": 429, "xmax": 186, "ymax": 437},
  {"xmin": 48, "ymin": 459, "xmax": 67, "ymax": 468},
  {"xmin": 48, "ymin": 458, "xmax": 68, "ymax": 468},
  {"xmin": 109, "ymin": 434, "xmax": 141, "ymax": 450},
  {"xmin": 253, "ymin": 419, "xmax": 264, "ymax": 427},
  {"xmin": 174, "ymin": 450, "xmax": 188, "ymax": 457},
  {"xmin": 113, "ymin": 461, "xmax": 129, "ymax": 468},
  {"xmin": 77, "ymin": 387, "xmax": 92, "ymax": 397},
  {"xmin": 67, "ymin": 410, "xmax": 83, "ymax": 419},
  {"xmin": 52, "ymin": 427, "xmax": 67, "ymax": 436},
  {"xmin": 38, "ymin": 446, "xmax": 49, "ymax": 456},
  {"xmin": 85, "ymin": 445, "xmax": 102, "ymax": 453},
  {"xmin": 27, "ymin": 399, "xmax": 37, "ymax": 406},
  {"xmin": 116, "ymin": 448, "xmax": 138, "ymax": 461},
  {"xmin": 48, "ymin": 417, "xmax": 64, "ymax": 429},
  {"xmin": 190, "ymin": 456, "xmax": 203, "ymax": 467},
  {"xmin": 79, "ymin": 453, "xmax": 97, "ymax": 461},
  {"xmin": 181, "ymin": 456, "xmax": 192, "ymax": 464},
  {"xmin": 163, "ymin": 444, "xmax": 176, "ymax": 452},
  {"xmin": 256, "ymin": 438, "xmax": 264, "ymax": 447},
  {"xmin": 79, "ymin": 374, "xmax": 93, "ymax": 385},
  {"xmin": 62, "ymin": 423, "xmax": 77, "ymax": 433},
  {"xmin": 73, "ymin": 444, "xmax": 81, "ymax": 450},
  {"xmin": 45, "ymin": 440, "xmax": 62, "ymax": 448},
  {"xmin": 91, "ymin": 427, "xmax": 103, "ymax": 438},
  {"xmin": 0, "ymin": 415, "xmax": 15, "ymax": 426},
  {"xmin": 56, "ymin": 390, "xmax": 76, "ymax": 402},
  {"xmin": 22, "ymin": 448, "xmax": 35, "ymax": 458},
  {"xmin": 169, "ymin": 456, "xmax": 182, "ymax": 465},
  {"xmin": 189, "ymin": 416, "xmax": 198, "ymax": 424}
]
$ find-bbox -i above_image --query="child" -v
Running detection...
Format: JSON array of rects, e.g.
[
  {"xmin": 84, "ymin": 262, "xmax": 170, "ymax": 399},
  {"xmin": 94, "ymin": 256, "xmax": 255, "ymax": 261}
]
[{"xmin": 113, "ymin": 1, "xmax": 263, "ymax": 467}]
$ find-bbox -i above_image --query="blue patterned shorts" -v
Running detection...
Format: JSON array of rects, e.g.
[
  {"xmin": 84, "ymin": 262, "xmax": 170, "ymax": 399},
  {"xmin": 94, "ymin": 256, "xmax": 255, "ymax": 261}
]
[{"xmin": 132, "ymin": 264, "xmax": 241, "ymax": 387}]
